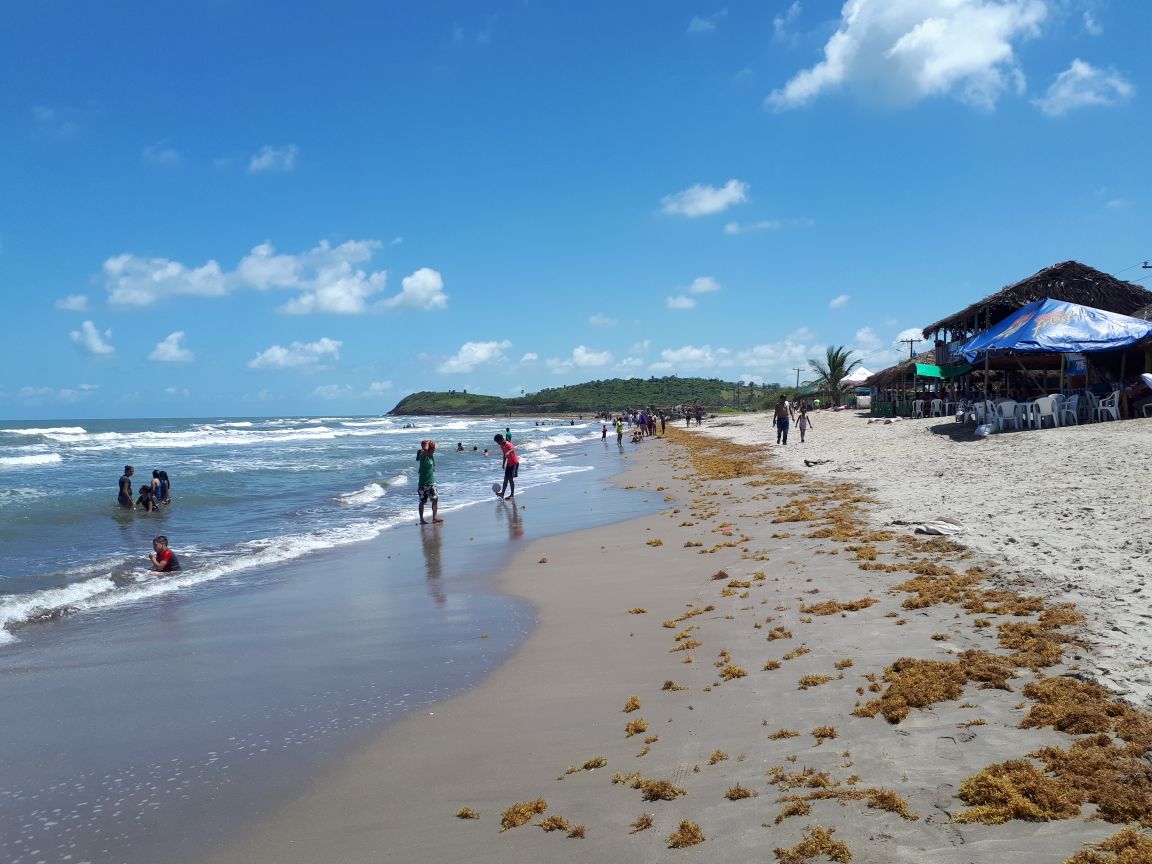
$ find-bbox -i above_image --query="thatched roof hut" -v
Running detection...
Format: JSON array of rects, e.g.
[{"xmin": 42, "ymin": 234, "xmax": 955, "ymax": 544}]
[
  {"xmin": 922, "ymin": 260, "xmax": 1152, "ymax": 341},
  {"xmin": 865, "ymin": 349, "xmax": 935, "ymax": 389}
]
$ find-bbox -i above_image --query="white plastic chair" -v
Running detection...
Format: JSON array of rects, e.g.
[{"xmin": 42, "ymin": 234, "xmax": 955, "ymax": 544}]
[
  {"xmin": 971, "ymin": 400, "xmax": 995, "ymax": 425},
  {"xmin": 911, "ymin": 400, "xmax": 925, "ymax": 419},
  {"xmin": 1057, "ymin": 395, "xmax": 1079, "ymax": 426},
  {"xmin": 1032, "ymin": 396, "xmax": 1059, "ymax": 429},
  {"xmin": 929, "ymin": 398, "xmax": 943, "ymax": 417},
  {"xmin": 994, "ymin": 400, "xmax": 1019, "ymax": 432},
  {"xmin": 1084, "ymin": 392, "xmax": 1101, "ymax": 421},
  {"xmin": 1093, "ymin": 391, "xmax": 1120, "ymax": 422}
]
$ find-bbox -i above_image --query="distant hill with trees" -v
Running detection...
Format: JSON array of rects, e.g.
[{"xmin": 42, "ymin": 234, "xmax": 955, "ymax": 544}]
[{"xmin": 389, "ymin": 376, "xmax": 786, "ymax": 415}]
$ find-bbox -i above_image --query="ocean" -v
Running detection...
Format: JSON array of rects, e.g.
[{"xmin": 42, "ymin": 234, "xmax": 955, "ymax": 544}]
[{"xmin": 0, "ymin": 414, "xmax": 651, "ymax": 864}]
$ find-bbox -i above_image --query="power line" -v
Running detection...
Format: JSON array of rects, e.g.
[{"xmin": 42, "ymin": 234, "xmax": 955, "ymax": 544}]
[
  {"xmin": 792, "ymin": 367, "xmax": 803, "ymax": 390},
  {"xmin": 899, "ymin": 338, "xmax": 920, "ymax": 360}
]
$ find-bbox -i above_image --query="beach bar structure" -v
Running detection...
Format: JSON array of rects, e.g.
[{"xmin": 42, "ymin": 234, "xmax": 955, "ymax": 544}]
[{"xmin": 868, "ymin": 261, "xmax": 1152, "ymax": 417}]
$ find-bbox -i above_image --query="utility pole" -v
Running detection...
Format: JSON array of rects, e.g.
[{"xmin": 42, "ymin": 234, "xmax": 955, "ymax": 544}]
[
  {"xmin": 792, "ymin": 367, "xmax": 802, "ymax": 391},
  {"xmin": 899, "ymin": 338, "xmax": 920, "ymax": 359}
]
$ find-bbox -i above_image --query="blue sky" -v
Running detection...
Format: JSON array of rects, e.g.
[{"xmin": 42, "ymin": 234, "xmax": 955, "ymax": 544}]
[{"xmin": 1, "ymin": 0, "xmax": 1148, "ymax": 418}]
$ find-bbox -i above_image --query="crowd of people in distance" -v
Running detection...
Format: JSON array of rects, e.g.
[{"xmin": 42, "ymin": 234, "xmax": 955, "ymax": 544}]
[{"xmin": 117, "ymin": 465, "xmax": 173, "ymax": 512}]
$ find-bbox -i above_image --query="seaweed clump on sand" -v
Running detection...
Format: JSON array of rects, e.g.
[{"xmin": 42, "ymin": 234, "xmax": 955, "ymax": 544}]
[
  {"xmin": 1064, "ymin": 826, "xmax": 1152, "ymax": 864},
  {"xmin": 667, "ymin": 819, "xmax": 705, "ymax": 848},
  {"xmin": 851, "ymin": 653, "xmax": 1018, "ymax": 723},
  {"xmin": 500, "ymin": 799, "xmax": 548, "ymax": 831},
  {"xmin": 623, "ymin": 695, "xmax": 641, "ymax": 712},
  {"xmin": 454, "ymin": 807, "xmax": 480, "ymax": 819},
  {"xmin": 634, "ymin": 777, "xmax": 687, "ymax": 801},
  {"xmin": 953, "ymin": 760, "xmax": 1080, "ymax": 824},
  {"xmin": 774, "ymin": 825, "xmax": 851, "ymax": 863},
  {"xmin": 1030, "ymin": 734, "xmax": 1152, "ymax": 824},
  {"xmin": 798, "ymin": 597, "xmax": 879, "ymax": 615},
  {"xmin": 1021, "ymin": 677, "xmax": 1152, "ymax": 748},
  {"xmin": 725, "ymin": 783, "xmax": 759, "ymax": 800},
  {"xmin": 625, "ymin": 718, "xmax": 649, "ymax": 737},
  {"xmin": 629, "ymin": 813, "xmax": 654, "ymax": 833}
]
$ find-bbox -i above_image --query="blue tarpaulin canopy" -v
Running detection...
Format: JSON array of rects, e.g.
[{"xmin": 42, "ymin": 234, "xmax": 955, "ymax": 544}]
[{"xmin": 959, "ymin": 298, "xmax": 1152, "ymax": 362}]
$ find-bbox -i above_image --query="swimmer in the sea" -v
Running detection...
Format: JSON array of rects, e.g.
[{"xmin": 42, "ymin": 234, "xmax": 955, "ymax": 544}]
[{"xmin": 149, "ymin": 535, "xmax": 181, "ymax": 573}]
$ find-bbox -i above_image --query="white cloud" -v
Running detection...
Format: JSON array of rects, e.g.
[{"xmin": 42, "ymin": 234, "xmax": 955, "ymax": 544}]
[
  {"xmin": 619, "ymin": 356, "xmax": 644, "ymax": 368},
  {"xmin": 249, "ymin": 144, "xmax": 298, "ymax": 173},
  {"xmin": 788, "ymin": 327, "xmax": 816, "ymax": 342},
  {"xmin": 69, "ymin": 320, "xmax": 114, "ymax": 354},
  {"xmin": 661, "ymin": 179, "xmax": 749, "ymax": 217},
  {"xmin": 655, "ymin": 345, "xmax": 731, "ymax": 370},
  {"xmin": 363, "ymin": 381, "xmax": 393, "ymax": 396},
  {"xmin": 248, "ymin": 337, "xmax": 342, "ymax": 370},
  {"xmin": 688, "ymin": 276, "xmax": 721, "ymax": 294},
  {"xmin": 380, "ymin": 267, "xmax": 447, "ymax": 311},
  {"xmin": 438, "ymin": 340, "xmax": 512, "ymax": 373},
  {"xmin": 774, "ymin": 1, "xmax": 803, "ymax": 39},
  {"xmin": 896, "ymin": 326, "xmax": 925, "ymax": 343},
  {"xmin": 1106, "ymin": 198, "xmax": 1132, "ymax": 209},
  {"xmin": 143, "ymin": 140, "xmax": 183, "ymax": 166},
  {"xmin": 19, "ymin": 383, "xmax": 99, "ymax": 402},
  {"xmin": 149, "ymin": 331, "xmax": 194, "ymax": 362},
  {"xmin": 687, "ymin": 10, "xmax": 727, "ymax": 33},
  {"xmin": 1033, "ymin": 59, "xmax": 1134, "ymax": 116},
  {"xmin": 628, "ymin": 339, "xmax": 651, "ymax": 354},
  {"xmin": 767, "ymin": 0, "xmax": 1047, "ymax": 111},
  {"xmin": 546, "ymin": 345, "xmax": 614, "ymax": 374},
  {"xmin": 724, "ymin": 217, "xmax": 815, "ymax": 234},
  {"xmin": 55, "ymin": 294, "xmax": 89, "ymax": 311},
  {"xmin": 312, "ymin": 384, "xmax": 352, "ymax": 400},
  {"xmin": 164, "ymin": 386, "xmax": 190, "ymax": 398},
  {"xmin": 102, "ymin": 239, "xmax": 404, "ymax": 314},
  {"xmin": 519, "ymin": 352, "xmax": 539, "ymax": 362},
  {"xmin": 667, "ymin": 295, "xmax": 697, "ymax": 310},
  {"xmin": 589, "ymin": 313, "xmax": 618, "ymax": 326},
  {"xmin": 829, "ymin": 293, "xmax": 850, "ymax": 309},
  {"xmin": 1083, "ymin": 9, "xmax": 1102, "ymax": 35}
]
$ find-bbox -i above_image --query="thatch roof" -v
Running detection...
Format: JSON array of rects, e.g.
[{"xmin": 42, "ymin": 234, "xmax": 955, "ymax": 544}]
[
  {"xmin": 922, "ymin": 260, "xmax": 1152, "ymax": 339},
  {"xmin": 865, "ymin": 350, "xmax": 935, "ymax": 389}
]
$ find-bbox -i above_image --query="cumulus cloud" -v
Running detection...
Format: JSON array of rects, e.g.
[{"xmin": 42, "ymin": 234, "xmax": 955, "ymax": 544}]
[
  {"xmin": 363, "ymin": 381, "xmax": 393, "ymax": 396},
  {"xmin": 519, "ymin": 352, "xmax": 539, "ymax": 362},
  {"xmin": 767, "ymin": 0, "xmax": 1047, "ymax": 111},
  {"xmin": 688, "ymin": 276, "xmax": 721, "ymax": 294},
  {"xmin": 380, "ymin": 267, "xmax": 448, "ymax": 311},
  {"xmin": 101, "ymin": 239, "xmax": 412, "ymax": 314},
  {"xmin": 70, "ymin": 320, "xmax": 114, "ymax": 354},
  {"xmin": 667, "ymin": 295, "xmax": 697, "ymax": 310},
  {"xmin": 628, "ymin": 339, "xmax": 651, "ymax": 354},
  {"xmin": 829, "ymin": 293, "xmax": 850, "ymax": 309},
  {"xmin": 438, "ymin": 340, "xmax": 512, "ymax": 373},
  {"xmin": 312, "ymin": 384, "xmax": 352, "ymax": 400},
  {"xmin": 661, "ymin": 179, "xmax": 749, "ymax": 216},
  {"xmin": 19, "ymin": 383, "xmax": 99, "ymax": 402},
  {"xmin": 652, "ymin": 345, "xmax": 732, "ymax": 372},
  {"xmin": 546, "ymin": 345, "xmax": 614, "ymax": 374},
  {"xmin": 1033, "ymin": 59, "xmax": 1134, "ymax": 116},
  {"xmin": 149, "ymin": 331, "xmax": 194, "ymax": 362},
  {"xmin": 248, "ymin": 337, "xmax": 342, "ymax": 369},
  {"xmin": 724, "ymin": 217, "xmax": 814, "ymax": 234},
  {"xmin": 249, "ymin": 144, "xmax": 298, "ymax": 173},
  {"xmin": 774, "ymin": 1, "xmax": 803, "ymax": 39},
  {"xmin": 589, "ymin": 313, "xmax": 618, "ymax": 326},
  {"xmin": 55, "ymin": 294, "xmax": 89, "ymax": 311}
]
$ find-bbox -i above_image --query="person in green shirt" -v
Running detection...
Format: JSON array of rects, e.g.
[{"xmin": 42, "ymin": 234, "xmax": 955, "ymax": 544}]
[{"xmin": 416, "ymin": 440, "xmax": 442, "ymax": 524}]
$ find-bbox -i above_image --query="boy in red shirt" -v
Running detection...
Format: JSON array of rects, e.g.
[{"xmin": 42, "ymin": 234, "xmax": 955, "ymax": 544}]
[{"xmin": 149, "ymin": 535, "xmax": 181, "ymax": 573}]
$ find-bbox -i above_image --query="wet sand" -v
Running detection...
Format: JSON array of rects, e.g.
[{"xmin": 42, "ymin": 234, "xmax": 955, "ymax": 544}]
[{"xmin": 209, "ymin": 419, "xmax": 1149, "ymax": 863}]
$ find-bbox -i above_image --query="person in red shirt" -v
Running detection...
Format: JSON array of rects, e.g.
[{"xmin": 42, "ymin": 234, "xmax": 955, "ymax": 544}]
[
  {"xmin": 493, "ymin": 433, "xmax": 519, "ymax": 500},
  {"xmin": 149, "ymin": 535, "xmax": 181, "ymax": 573}
]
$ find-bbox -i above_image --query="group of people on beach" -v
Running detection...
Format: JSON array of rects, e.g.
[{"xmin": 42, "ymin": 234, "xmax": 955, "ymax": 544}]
[
  {"xmin": 416, "ymin": 430, "xmax": 520, "ymax": 525},
  {"xmin": 773, "ymin": 395, "xmax": 813, "ymax": 445},
  {"xmin": 117, "ymin": 465, "xmax": 173, "ymax": 512}
]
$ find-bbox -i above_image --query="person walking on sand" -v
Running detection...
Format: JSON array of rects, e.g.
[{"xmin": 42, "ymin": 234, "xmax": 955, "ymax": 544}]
[
  {"xmin": 494, "ymin": 433, "xmax": 519, "ymax": 499},
  {"xmin": 797, "ymin": 406, "xmax": 813, "ymax": 443},
  {"xmin": 774, "ymin": 395, "xmax": 795, "ymax": 445},
  {"xmin": 416, "ymin": 440, "xmax": 442, "ymax": 524}
]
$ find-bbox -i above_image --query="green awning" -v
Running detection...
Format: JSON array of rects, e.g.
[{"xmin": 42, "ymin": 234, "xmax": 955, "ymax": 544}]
[{"xmin": 914, "ymin": 362, "xmax": 973, "ymax": 379}]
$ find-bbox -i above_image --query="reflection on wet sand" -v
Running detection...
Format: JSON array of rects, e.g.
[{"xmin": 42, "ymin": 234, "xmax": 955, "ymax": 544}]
[{"xmin": 419, "ymin": 524, "xmax": 445, "ymax": 606}]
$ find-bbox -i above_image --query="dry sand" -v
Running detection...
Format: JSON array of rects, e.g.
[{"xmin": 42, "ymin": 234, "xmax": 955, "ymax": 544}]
[
  {"xmin": 207, "ymin": 419, "xmax": 1152, "ymax": 864},
  {"xmin": 696, "ymin": 409, "xmax": 1152, "ymax": 705}
]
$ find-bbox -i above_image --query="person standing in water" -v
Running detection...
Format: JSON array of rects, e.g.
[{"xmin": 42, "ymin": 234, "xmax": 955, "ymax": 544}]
[
  {"xmin": 494, "ymin": 433, "xmax": 519, "ymax": 499},
  {"xmin": 118, "ymin": 465, "xmax": 135, "ymax": 508},
  {"xmin": 149, "ymin": 535, "xmax": 181, "ymax": 573},
  {"xmin": 416, "ymin": 440, "xmax": 442, "ymax": 524}
]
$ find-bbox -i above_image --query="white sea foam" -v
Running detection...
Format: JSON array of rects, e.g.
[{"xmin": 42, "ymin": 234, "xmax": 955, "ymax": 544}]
[
  {"xmin": 1, "ymin": 426, "xmax": 86, "ymax": 435},
  {"xmin": 337, "ymin": 482, "xmax": 387, "ymax": 506},
  {"xmin": 0, "ymin": 453, "xmax": 63, "ymax": 469}
]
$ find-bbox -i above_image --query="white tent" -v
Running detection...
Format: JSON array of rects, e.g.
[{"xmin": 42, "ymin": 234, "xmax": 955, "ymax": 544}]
[{"xmin": 842, "ymin": 366, "xmax": 873, "ymax": 384}]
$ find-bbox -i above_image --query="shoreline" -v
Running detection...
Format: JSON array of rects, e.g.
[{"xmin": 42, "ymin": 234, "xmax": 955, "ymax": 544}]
[{"xmin": 206, "ymin": 419, "xmax": 1146, "ymax": 863}]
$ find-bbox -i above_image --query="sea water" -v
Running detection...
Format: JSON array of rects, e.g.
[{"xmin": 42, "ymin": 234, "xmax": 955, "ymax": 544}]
[
  {"xmin": 0, "ymin": 414, "xmax": 648, "ymax": 864},
  {"xmin": 0, "ymin": 415, "xmax": 596, "ymax": 642}
]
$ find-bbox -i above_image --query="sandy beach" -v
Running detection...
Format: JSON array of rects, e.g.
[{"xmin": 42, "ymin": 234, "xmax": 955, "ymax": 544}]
[{"xmin": 206, "ymin": 412, "xmax": 1152, "ymax": 864}]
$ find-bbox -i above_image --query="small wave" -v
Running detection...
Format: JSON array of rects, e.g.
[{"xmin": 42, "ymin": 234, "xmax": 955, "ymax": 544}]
[
  {"xmin": 0, "ymin": 487, "xmax": 52, "ymax": 505},
  {"xmin": 0, "ymin": 453, "xmax": 63, "ymax": 469},
  {"xmin": 1, "ymin": 426, "xmax": 86, "ymax": 435},
  {"xmin": 336, "ymin": 482, "xmax": 387, "ymax": 506},
  {"xmin": 385, "ymin": 472, "xmax": 408, "ymax": 486}
]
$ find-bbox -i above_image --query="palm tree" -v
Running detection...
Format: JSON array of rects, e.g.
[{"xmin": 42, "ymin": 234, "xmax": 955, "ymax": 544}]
[{"xmin": 807, "ymin": 346, "xmax": 861, "ymax": 406}]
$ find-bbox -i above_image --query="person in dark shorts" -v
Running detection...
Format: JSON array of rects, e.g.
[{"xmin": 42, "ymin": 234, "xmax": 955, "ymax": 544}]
[
  {"xmin": 149, "ymin": 535, "xmax": 180, "ymax": 573},
  {"xmin": 494, "ymin": 433, "xmax": 519, "ymax": 499},
  {"xmin": 118, "ymin": 465, "xmax": 135, "ymax": 508},
  {"xmin": 416, "ymin": 440, "xmax": 442, "ymax": 524}
]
